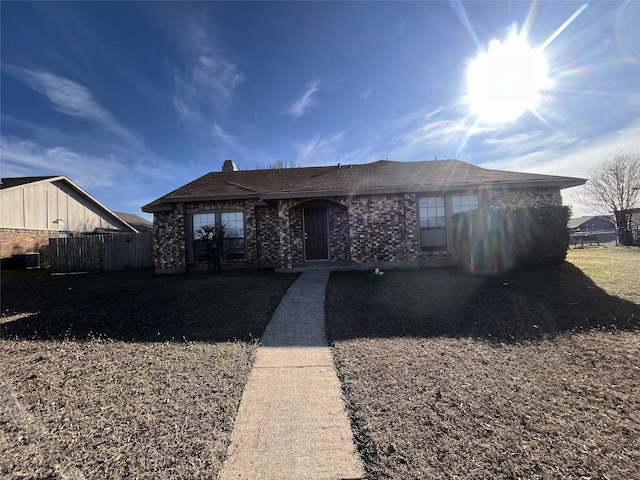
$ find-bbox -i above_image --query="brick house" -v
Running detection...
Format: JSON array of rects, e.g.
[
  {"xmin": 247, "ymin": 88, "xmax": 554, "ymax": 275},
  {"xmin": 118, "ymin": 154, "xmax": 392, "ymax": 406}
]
[
  {"xmin": 142, "ymin": 159, "xmax": 585, "ymax": 273},
  {"xmin": 1, "ymin": 176, "xmax": 139, "ymax": 264}
]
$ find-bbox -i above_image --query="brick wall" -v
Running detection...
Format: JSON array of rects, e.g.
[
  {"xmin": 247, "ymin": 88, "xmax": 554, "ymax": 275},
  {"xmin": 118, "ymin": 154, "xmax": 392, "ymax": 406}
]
[
  {"xmin": 151, "ymin": 186, "xmax": 565, "ymax": 272},
  {"xmin": 256, "ymin": 206, "xmax": 280, "ymax": 267},
  {"xmin": 347, "ymin": 193, "xmax": 418, "ymax": 265},
  {"xmin": 328, "ymin": 202, "xmax": 350, "ymax": 261},
  {"xmin": 0, "ymin": 228, "xmax": 58, "ymax": 265},
  {"xmin": 152, "ymin": 205, "xmax": 186, "ymax": 273},
  {"xmin": 488, "ymin": 187, "xmax": 562, "ymax": 208}
]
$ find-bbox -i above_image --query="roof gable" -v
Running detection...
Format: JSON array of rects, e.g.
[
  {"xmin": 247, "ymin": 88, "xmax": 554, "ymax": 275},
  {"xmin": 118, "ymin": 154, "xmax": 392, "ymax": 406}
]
[{"xmin": 1, "ymin": 175, "xmax": 139, "ymax": 233}]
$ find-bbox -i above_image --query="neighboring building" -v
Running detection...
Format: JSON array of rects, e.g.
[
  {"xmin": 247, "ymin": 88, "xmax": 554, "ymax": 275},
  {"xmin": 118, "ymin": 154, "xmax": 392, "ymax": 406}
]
[
  {"xmin": 568, "ymin": 215, "xmax": 615, "ymax": 232},
  {"xmin": 1, "ymin": 176, "xmax": 138, "ymax": 261},
  {"xmin": 142, "ymin": 159, "xmax": 586, "ymax": 273},
  {"xmin": 568, "ymin": 215, "xmax": 617, "ymax": 244},
  {"xmin": 113, "ymin": 212, "xmax": 154, "ymax": 233}
]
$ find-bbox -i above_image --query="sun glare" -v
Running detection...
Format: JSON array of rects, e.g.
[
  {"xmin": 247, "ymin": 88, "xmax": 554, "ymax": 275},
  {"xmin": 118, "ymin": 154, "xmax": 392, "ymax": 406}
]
[{"xmin": 466, "ymin": 31, "xmax": 550, "ymax": 124}]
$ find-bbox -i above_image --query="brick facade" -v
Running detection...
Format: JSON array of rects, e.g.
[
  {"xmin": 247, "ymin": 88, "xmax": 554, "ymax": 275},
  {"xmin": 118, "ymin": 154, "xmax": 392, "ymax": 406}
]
[
  {"xmin": 151, "ymin": 186, "xmax": 564, "ymax": 272},
  {"xmin": 0, "ymin": 228, "xmax": 59, "ymax": 265},
  {"xmin": 488, "ymin": 187, "xmax": 562, "ymax": 208},
  {"xmin": 347, "ymin": 194, "xmax": 418, "ymax": 265},
  {"xmin": 152, "ymin": 205, "xmax": 187, "ymax": 273}
]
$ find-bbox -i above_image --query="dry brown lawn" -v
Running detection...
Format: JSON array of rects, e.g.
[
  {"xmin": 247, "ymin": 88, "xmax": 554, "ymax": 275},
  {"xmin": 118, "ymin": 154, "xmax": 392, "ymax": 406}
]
[
  {"xmin": 1, "ymin": 269, "xmax": 297, "ymax": 480},
  {"xmin": 327, "ymin": 246, "xmax": 640, "ymax": 479}
]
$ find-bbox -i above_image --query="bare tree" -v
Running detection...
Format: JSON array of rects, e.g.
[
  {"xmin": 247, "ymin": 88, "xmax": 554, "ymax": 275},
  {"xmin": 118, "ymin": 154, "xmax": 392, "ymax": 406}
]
[
  {"xmin": 583, "ymin": 153, "xmax": 640, "ymax": 245},
  {"xmin": 267, "ymin": 159, "xmax": 299, "ymax": 169}
]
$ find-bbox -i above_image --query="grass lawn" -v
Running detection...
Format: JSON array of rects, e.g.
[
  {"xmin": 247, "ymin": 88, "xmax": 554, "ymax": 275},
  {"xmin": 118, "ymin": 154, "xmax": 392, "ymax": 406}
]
[
  {"xmin": 0, "ymin": 269, "xmax": 297, "ymax": 479},
  {"xmin": 326, "ymin": 246, "xmax": 640, "ymax": 479}
]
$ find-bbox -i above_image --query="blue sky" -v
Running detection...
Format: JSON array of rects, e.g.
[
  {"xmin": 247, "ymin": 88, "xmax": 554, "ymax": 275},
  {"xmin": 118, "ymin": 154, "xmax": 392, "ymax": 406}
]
[{"xmin": 2, "ymin": 1, "xmax": 639, "ymax": 219}]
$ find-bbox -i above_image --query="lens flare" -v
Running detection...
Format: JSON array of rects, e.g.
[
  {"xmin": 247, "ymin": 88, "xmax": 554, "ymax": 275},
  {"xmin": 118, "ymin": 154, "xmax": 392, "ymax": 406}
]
[{"xmin": 465, "ymin": 30, "xmax": 550, "ymax": 124}]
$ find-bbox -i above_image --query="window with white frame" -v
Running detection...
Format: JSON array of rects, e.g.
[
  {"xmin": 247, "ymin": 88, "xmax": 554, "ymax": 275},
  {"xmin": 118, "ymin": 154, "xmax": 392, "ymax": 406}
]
[
  {"xmin": 192, "ymin": 211, "xmax": 245, "ymax": 260},
  {"xmin": 419, "ymin": 196, "xmax": 446, "ymax": 251}
]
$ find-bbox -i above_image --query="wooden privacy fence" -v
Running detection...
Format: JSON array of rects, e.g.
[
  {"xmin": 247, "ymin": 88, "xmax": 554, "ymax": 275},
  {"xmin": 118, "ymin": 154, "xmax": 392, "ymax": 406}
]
[{"xmin": 49, "ymin": 233, "xmax": 153, "ymax": 272}]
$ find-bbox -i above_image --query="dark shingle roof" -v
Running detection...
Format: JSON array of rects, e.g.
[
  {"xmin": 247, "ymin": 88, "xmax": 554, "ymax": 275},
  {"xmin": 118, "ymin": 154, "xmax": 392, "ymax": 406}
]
[
  {"xmin": 113, "ymin": 212, "xmax": 153, "ymax": 233},
  {"xmin": 1, "ymin": 176, "xmax": 59, "ymax": 189},
  {"xmin": 143, "ymin": 160, "xmax": 586, "ymax": 212},
  {"xmin": 567, "ymin": 215, "xmax": 615, "ymax": 230}
]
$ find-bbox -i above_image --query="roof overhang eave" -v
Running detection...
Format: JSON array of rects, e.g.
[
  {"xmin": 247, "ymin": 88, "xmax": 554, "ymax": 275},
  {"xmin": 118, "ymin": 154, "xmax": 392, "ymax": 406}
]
[
  {"xmin": 142, "ymin": 193, "xmax": 262, "ymax": 213},
  {"xmin": 480, "ymin": 178, "xmax": 587, "ymax": 189},
  {"xmin": 142, "ymin": 204, "xmax": 174, "ymax": 213}
]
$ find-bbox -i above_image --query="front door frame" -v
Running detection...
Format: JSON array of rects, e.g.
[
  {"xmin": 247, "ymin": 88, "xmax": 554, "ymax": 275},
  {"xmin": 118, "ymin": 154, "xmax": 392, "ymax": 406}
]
[{"xmin": 303, "ymin": 206, "xmax": 329, "ymax": 261}]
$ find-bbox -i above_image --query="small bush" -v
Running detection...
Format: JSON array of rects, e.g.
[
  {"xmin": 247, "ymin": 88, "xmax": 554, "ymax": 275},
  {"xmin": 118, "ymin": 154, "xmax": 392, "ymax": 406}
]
[{"xmin": 453, "ymin": 205, "xmax": 571, "ymax": 272}]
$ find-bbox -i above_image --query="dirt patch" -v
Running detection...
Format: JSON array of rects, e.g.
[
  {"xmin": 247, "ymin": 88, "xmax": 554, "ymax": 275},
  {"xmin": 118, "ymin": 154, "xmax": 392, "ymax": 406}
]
[
  {"xmin": 333, "ymin": 333, "xmax": 639, "ymax": 479},
  {"xmin": 1, "ymin": 340, "xmax": 252, "ymax": 479},
  {"xmin": 327, "ymin": 247, "xmax": 640, "ymax": 479},
  {"xmin": 0, "ymin": 269, "xmax": 297, "ymax": 479}
]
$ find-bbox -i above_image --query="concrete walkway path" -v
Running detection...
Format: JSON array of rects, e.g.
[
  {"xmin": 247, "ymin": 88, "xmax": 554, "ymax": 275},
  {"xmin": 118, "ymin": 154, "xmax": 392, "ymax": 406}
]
[{"xmin": 219, "ymin": 271, "xmax": 364, "ymax": 480}]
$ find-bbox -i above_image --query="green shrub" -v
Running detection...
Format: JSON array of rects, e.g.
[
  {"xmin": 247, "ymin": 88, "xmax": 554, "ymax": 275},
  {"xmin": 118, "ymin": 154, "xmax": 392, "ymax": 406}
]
[{"xmin": 453, "ymin": 206, "xmax": 571, "ymax": 272}]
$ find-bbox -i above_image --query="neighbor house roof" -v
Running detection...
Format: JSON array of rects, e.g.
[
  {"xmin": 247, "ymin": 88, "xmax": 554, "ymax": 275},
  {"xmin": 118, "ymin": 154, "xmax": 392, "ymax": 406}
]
[
  {"xmin": 567, "ymin": 215, "xmax": 615, "ymax": 230},
  {"xmin": 114, "ymin": 212, "xmax": 153, "ymax": 233},
  {"xmin": 143, "ymin": 159, "xmax": 586, "ymax": 213},
  {"xmin": 1, "ymin": 176, "xmax": 139, "ymax": 233},
  {"xmin": 0, "ymin": 176, "xmax": 59, "ymax": 189}
]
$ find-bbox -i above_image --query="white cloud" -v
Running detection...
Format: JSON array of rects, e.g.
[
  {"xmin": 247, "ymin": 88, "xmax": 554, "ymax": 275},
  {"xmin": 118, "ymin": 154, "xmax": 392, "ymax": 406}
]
[
  {"xmin": 474, "ymin": 120, "xmax": 640, "ymax": 217},
  {"xmin": 386, "ymin": 114, "xmax": 479, "ymax": 160},
  {"xmin": 208, "ymin": 123, "xmax": 251, "ymax": 163},
  {"xmin": 172, "ymin": 24, "xmax": 245, "ymax": 127},
  {"xmin": 8, "ymin": 67, "xmax": 143, "ymax": 149},
  {"xmin": 0, "ymin": 136, "xmax": 123, "ymax": 188},
  {"xmin": 286, "ymin": 80, "xmax": 321, "ymax": 118},
  {"xmin": 479, "ymin": 120, "xmax": 640, "ymax": 178},
  {"xmin": 295, "ymin": 131, "xmax": 346, "ymax": 164},
  {"xmin": 360, "ymin": 88, "xmax": 372, "ymax": 99}
]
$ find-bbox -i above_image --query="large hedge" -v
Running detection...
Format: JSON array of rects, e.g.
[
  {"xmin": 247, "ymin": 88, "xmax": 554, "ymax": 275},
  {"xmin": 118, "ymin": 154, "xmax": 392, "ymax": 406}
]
[{"xmin": 453, "ymin": 205, "xmax": 571, "ymax": 272}]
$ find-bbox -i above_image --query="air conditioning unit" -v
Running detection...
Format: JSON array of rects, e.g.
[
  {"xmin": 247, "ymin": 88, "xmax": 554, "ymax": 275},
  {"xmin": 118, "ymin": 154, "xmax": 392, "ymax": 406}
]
[{"xmin": 12, "ymin": 252, "xmax": 40, "ymax": 269}]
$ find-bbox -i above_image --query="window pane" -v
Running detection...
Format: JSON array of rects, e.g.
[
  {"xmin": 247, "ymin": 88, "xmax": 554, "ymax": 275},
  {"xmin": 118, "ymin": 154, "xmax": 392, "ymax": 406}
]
[
  {"xmin": 452, "ymin": 194, "xmax": 478, "ymax": 214},
  {"xmin": 419, "ymin": 197, "xmax": 445, "ymax": 222},
  {"xmin": 419, "ymin": 196, "xmax": 447, "ymax": 250},
  {"xmin": 221, "ymin": 212, "xmax": 244, "ymax": 238},
  {"xmin": 193, "ymin": 213, "xmax": 216, "ymax": 237},
  {"xmin": 420, "ymin": 228, "xmax": 446, "ymax": 250},
  {"xmin": 224, "ymin": 238, "xmax": 245, "ymax": 259}
]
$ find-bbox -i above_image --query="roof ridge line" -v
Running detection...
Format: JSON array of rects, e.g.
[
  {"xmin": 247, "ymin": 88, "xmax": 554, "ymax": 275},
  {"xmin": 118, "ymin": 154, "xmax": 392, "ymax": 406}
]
[{"xmin": 225, "ymin": 180, "xmax": 262, "ymax": 194}]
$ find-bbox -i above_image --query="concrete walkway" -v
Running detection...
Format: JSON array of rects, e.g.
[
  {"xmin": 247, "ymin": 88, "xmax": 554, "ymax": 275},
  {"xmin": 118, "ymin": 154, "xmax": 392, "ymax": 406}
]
[{"xmin": 219, "ymin": 271, "xmax": 364, "ymax": 480}]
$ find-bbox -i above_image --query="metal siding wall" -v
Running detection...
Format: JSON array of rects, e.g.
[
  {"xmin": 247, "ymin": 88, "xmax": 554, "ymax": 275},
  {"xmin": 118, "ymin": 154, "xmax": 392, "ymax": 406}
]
[
  {"xmin": 0, "ymin": 189, "xmax": 26, "ymax": 228},
  {"xmin": 47, "ymin": 189, "xmax": 58, "ymax": 230},
  {"xmin": 23, "ymin": 184, "xmax": 47, "ymax": 229},
  {"xmin": 56, "ymin": 182, "xmax": 121, "ymax": 232}
]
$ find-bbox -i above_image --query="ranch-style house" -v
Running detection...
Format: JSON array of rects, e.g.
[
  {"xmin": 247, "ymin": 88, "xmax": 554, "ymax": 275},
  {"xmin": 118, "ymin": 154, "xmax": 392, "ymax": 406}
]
[{"xmin": 142, "ymin": 159, "xmax": 585, "ymax": 273}]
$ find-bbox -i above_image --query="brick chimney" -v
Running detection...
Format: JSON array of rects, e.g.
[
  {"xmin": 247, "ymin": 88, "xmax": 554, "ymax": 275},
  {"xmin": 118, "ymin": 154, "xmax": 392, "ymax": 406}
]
[{"xmin": 222, "ymin": 159, "xmax": 238, "ymax": 172}]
